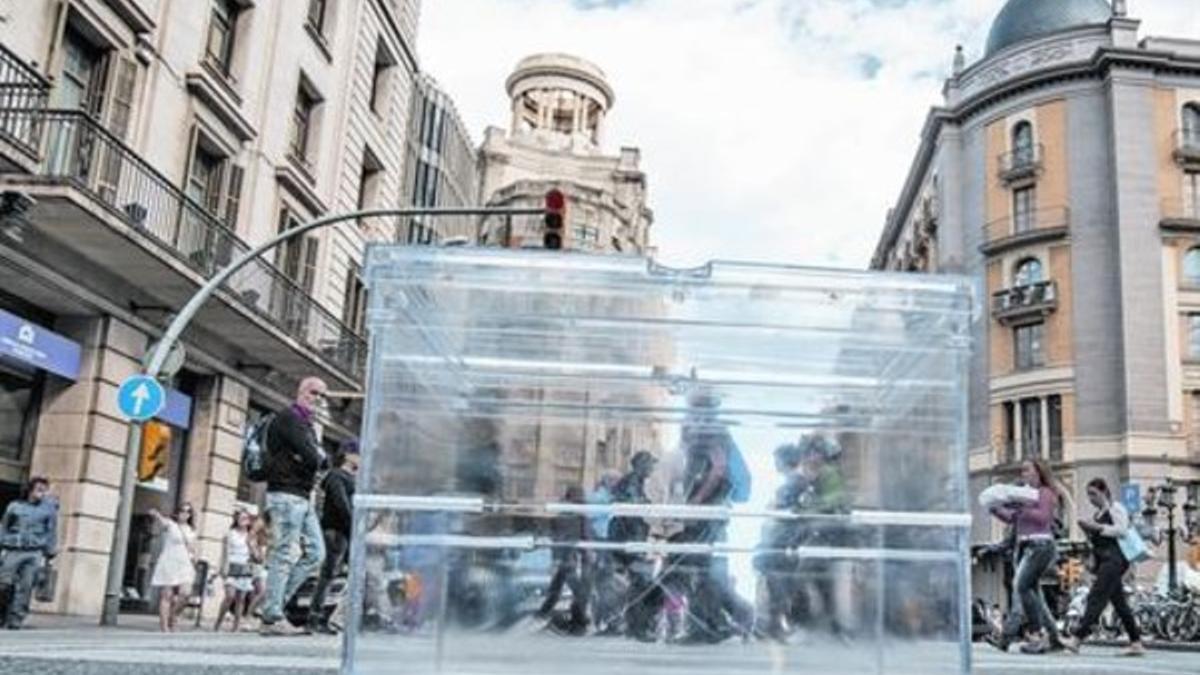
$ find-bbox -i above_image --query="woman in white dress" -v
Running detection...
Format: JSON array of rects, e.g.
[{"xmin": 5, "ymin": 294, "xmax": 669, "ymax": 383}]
[
  {"xmin": 149, "ymin": 503, "xmax": 197, "ymax": 632},
  {"xmin": 214, "ymin": 509, "xmax": 255, "ymax": 632}
]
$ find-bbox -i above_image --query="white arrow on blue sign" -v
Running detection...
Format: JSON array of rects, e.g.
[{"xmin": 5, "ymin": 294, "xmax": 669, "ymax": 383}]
[{"xmin": 117, "ymin": 375, "xmax": 166, "ymax": 422}]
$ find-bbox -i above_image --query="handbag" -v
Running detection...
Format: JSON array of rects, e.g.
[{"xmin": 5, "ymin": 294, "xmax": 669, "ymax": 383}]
[
  {"xmin": 226, "ymin": 562, "xmax": 252, "ymax": 578},
  {"xmin": 34, "ymin": 564, "xmax": 56, "ymax": 603},
  {"xmin": 1118, "ymin": 526, "xmax": 1152, "ymax": 564}
]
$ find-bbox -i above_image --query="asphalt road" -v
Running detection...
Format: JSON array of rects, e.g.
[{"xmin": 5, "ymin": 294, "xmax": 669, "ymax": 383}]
[{"xmin": 1, "ymin": 616, "xmax": 1195, "ymax": 675}]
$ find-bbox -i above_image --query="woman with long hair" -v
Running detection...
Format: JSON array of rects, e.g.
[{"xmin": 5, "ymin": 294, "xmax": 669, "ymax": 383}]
[
  {"xmin": 986, "ymin": 459, "xmax": 1070, "ymax": 654},
  {"xmin": 1060, "ymin": 478, "xmax": 1145, "ymax": 656},
  {"xmin": 213, "ymin": 509, "xmax": 255, "ymax": 632},
  {"xmin": 148, "ymin": 503, "xmax": 197, "ymax": 633}
]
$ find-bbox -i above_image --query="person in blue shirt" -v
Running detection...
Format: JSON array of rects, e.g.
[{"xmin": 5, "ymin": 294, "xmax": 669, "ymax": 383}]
[{"xmin": 0, "ymin": 477, "xmax": 58, "ymax": 629}]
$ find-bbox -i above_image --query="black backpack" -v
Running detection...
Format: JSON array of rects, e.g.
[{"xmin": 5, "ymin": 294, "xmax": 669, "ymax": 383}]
[{"xmin": 241, "ymin": 413, "xmax": 275, "ymax": 483}]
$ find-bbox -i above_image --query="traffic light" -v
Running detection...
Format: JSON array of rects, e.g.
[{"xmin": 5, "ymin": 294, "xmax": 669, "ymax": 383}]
[
  {"xmin": 543, "ymin": 189, "xmax": 566, "ymax": 250},
  {"xmin": 139, "ymin": 420, "xmax": 171, "ymax": 483}
]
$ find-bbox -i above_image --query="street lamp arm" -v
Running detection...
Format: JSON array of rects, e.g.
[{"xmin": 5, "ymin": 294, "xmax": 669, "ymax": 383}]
[{"xmin": 143, "ymin": 206, "xmax": 542, "ymax": 377}]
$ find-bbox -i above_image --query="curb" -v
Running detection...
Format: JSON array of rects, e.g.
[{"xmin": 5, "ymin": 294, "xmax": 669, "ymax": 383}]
[{"xmin": 1090, "ymin": 639, "xmax": 1200, "ymax": 653}]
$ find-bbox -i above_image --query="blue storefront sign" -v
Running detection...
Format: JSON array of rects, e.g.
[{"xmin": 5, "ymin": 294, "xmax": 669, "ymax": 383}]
[
  {"xmin": 0, "ymin": 308, "xmax": 82, "ymax": 380},
  {"xmin": 1120, "ymin": 483, "xmax": 1141, "ymax": 516},
  {"xmin": 157, "ymin": 388, "xmax": 193, "ymax": 429}
]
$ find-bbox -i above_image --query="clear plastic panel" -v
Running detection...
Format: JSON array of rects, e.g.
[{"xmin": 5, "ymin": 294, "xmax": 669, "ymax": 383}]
[{"xmin": 345, "ymin": 248, "xmax": 974, "ymax": 675}]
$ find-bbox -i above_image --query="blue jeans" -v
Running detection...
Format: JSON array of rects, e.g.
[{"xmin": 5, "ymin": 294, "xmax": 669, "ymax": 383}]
[
  {"xmin": 1002, "ymin": 539, "xmax": 1059, "ymax": 642},
  {"xmin": 262, "ymin": 492, "xmax": 325, "ymax": 623}
]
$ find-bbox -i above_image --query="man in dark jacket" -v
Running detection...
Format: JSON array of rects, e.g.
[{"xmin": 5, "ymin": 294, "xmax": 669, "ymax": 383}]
[
  {"xmin": 0, "ymin": 477, "xmax": 57, "ymax": 629},
  {"xmin": 308, "ymin": 443, "xmax": 358, "ymax": 633},
  {"xmin": 260, "ymin": 377, "xmax": 329, "ymax": 636}
]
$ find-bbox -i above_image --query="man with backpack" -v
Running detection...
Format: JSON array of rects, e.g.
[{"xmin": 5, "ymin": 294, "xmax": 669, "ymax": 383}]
[
  {"xmin": 258, "ymin": 377, "xmax": 329, "ymax": 636},
  {"xmin": 308, "ymin": 441, "xmax": 358, "ymax": 634}
]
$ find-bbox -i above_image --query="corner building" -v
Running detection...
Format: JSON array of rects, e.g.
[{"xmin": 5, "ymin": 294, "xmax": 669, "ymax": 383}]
[
  {"xmin": 0, "ymin": 0, "xmax": 424, "ymax": 621},
  {"xmin": 871, "ymin": 0, "xmax": 1200, "ymax": 600}
]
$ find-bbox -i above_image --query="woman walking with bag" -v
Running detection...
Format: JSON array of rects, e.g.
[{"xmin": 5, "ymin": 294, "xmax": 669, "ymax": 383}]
[
  {"xmin": 986, "ymin": 459, "xmax": 1071, "ymax": 654},
  {"xmin": 214, "ymin": 509, "xmax": 255, "ymax": 632},
  {"xmin": 149, "ymin": 504, "xmax": 197, "ymax": 633},
  {"xmin": 1060, "ymin": 478, "xmax": 1146, "ymax": 656}
]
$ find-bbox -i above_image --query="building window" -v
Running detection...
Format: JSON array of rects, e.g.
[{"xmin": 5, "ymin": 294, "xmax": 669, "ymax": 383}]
[
  {"xmin": 57, "ymin": 26, "xmax": 108, "ymax": 115},
  {"xmin": 1184, "ymin": 248, "xmax": 1200, "ymax": 286},
  {"xmin": 1191, "ymin": 392, "xmax": 1200, "ymax": 455},
  {"xmin": 1020, "ymin": 397, "xmax": 1042, "ymax": 460},
  {"xmin": 290, "ymin": 79, "xmax": 321, "ymax": 165},
  {"xmin": 1189, "ymin": 314, "xmax": 1200, "ymax": 360},
  {"xmin": 1047, "ymin": 394, "xmax": 1063, "ymax": 462},
  {"xmin": 306, "ymin": 0, "xmax": 328, "ymax": 35},
  {"xmin": 369, "ymin": 41, "xmax": 397, "ymax": 115},
  {"xmin": 343, "ymin": 265, "xmax": 367, "ymax": 336},
  {"xmin": 1003, "ymin": 401, "xmax": 1016, "ymax": 463},
  {"xmin": 272, "ymin": 208, "xmax": 319, "ymax": 334},
  {"xmin": 1013, "ymin": 187, "xmax": 1035, "ymax": 234},
  {"xmin": 1012, "ymin": 121, "xmax": 1034, "ymax": 167},
  {"xmin": 358, "ymin": 146, "xmax": 383, "ymax": 211},
  {"xmin": 185, "ymin": 138, "xmax": 243, "ymax": 229},
  {"xmin": 1014, "ymin": 321, "xmax": 1045, "ymax": 370},
  {"xmin": 205, "ymin": 0, "xmax": 240, "ymax": 76},
  {"xmin": 1184, "ymin": 103, "xmax": 1200, "ymax": 146},
  {"xmin": 1014, "ymin": 257, "xmax": 1043, "ymax": 287},
  {"xmin": 573, "ymin": 225, "xmax": 600, "ymax": 249},
  {"xmin": 1186, "ymin": 171, "xmax": 1200, "ymax": 219}
]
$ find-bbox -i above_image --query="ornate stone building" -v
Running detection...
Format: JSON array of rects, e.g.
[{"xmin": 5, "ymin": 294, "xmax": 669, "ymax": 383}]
[
  {"xmin": 478, "ymin": 53, "xmax": 653, "ymax": 254},
  {"xmin": 871, "ymin": 0, "xmax": 1200, "ymax": 601}
]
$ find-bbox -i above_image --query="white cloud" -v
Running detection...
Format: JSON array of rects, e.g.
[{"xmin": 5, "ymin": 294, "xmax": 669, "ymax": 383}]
[{"xmin": 418, "ymin": 0, "xmax": 1200, "ymax": 268}]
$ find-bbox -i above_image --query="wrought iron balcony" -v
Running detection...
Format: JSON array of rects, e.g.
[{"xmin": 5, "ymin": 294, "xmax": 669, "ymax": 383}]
[
  {"xmin": 3, "ymin": 108, "xmax": 366, "ymax": 379},
  {"xmin": 992, "ymin": 280, "xmax": 1058, "ymax": 325},
  {"xmin": 0, "ymin": 44, "xmax": 49, "ymax": 163},
  {"xmin": 1160, "ymin": 197, "xmax": 1200, "ymax": 232},
  {"xmin": 997, "ymin": 144, "xmax": 1043, "ymax": 184},
  {"xmin": 1174, "ymin": 129, "xmax": 1200, "ymax": 166}
]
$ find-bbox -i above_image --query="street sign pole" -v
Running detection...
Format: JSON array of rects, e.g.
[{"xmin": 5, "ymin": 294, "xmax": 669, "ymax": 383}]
[{"xmin": 100, "ymin": 205, "xmax": 543, "ymax": 626}]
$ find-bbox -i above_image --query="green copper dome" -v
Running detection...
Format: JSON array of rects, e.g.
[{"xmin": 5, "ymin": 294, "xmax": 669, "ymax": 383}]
[{"xmin": 985, "ymin": 0, "xmax": 1113, "ymax": 57}]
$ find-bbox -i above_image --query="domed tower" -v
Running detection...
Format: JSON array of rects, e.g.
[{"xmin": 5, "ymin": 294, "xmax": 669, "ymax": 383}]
[
  {"xmin": 984, "ymin": 0, "xmax": 1114, "ymax": 57},
  {"xmin": 505, "ymin": 53, "xmax": 615, "ymax": 153},
  {"xmin": 478, "ymin": 53, "xmax": 653, "ymax": 255}
]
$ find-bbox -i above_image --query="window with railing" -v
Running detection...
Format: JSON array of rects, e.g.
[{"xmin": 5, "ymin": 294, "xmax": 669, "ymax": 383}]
[
  {"xmin": 1014, "ymin": 321, "xmax": 1045, "ymax": 370},
  {"xmin": 273, "ymin": 208, "xmax": 319, "ymax": 335},
  {"xmin": 343, "ymin": 264, "xmax": 367, "ymax": 336},
  {"xmin": 1013, "ymin": 187, "xmax": 1035, "ymax": 234},
  {"xmin": 206, "ymin": 0, "xmax": 241, "ymax": 77},
  {"xmin": 1184, "ymin": 104, "xmax": 1200, "ymax": 148},
  {"xmin": 1012, "ymin": 122, "xmax": 1035, "ymax": 168},
  {"xmin": 1186, "ymin": 171, "xmax": 1200, "ymax": 219},
  {"xmin": 57, "ymin": 25, "xmax": 108, "ymax": 115},
  {"xmin": 1014, "ymin": 257, "xmax": 1043, "ymax": 287}
]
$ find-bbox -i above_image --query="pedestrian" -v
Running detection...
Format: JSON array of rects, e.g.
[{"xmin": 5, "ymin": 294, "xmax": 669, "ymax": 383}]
[
  {"xmin": 586, "ymin": 471, "xmax": 621, "ymax": 634},
  {"xmin": 0, "ymin": 476, "xmax": 58, "ymax": 630},
  {"xmin": 1060, "ymin": 478, "xmax": 1146, "ymax": 656},
  {"xmin": 260, "ymin": 377, "xmax": 329, "ymax": 636},
  {"xmin": 795, "ymin": 434, "xmax": 852, "ymax": 637},
  {"xmin": 608, "ymin": 450, "xmax": 659, "ymax": 641},
  {"xmin": 308, "ymin": 442, "xmax": 359, "ymax": 634},
  {"xmin": 214, "ymin": 509, "xmax": 255, "ymax": 632},
  {"xmin": 536, "ymin": 484, "xmax": 591, "ymax": 635},
  {"xmin": 986, "ymin": 459, "xmax": 1071, "ymax": 654},
  {"xmin": 148, "ymin": 503, "xmax": 197, "ymax": 633},
  {"xmin": 244, "ymin": 512, "xmax": 270, "ymax": 621},
  {"xmin": 754, "ymin": 442, "xmax": 811, "ymax": 642}
]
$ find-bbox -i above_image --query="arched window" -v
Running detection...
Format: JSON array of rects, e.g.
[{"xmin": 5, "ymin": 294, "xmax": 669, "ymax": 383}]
[
  {"xmin": 1184, "ymin": 104, "xmax": 1200, "ymax": 146},
  {"xmin": 1012, "ymin": 121, "xmax": 1035, "ymax": 167},
  {"xmin": 1014, "ymin": 257, "xmax": 1043, "ymax": 287},
  {"xmin": 1185, "ymin": 247, "xmax": 1200, "ymax": 286}
]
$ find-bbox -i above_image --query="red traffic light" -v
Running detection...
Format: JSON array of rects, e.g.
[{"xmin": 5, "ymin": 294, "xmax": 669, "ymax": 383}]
[{"xmin": 544, "ymin": 189, "xmax": 567, "ymax": 250}]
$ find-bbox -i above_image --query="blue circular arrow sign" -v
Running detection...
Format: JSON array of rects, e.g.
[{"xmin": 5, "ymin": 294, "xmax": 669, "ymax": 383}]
[{"xmin": 117, "ymin": 375, "xmax": 165, "ymax": 422}]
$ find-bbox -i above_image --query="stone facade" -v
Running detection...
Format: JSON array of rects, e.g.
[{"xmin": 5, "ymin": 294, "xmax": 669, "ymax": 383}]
[
  {"xmin": 0, "ymin": 0, "xmax": 421, "ymax": 620},
  {"xmin": 871, "ymin": 2, "xmax": 1200, "ymax": 603}
]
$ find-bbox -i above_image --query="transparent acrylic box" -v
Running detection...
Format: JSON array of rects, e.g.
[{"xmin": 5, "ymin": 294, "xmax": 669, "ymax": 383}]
[{"xmin": 345, "ymin": 248, "xmax": 975, "ymax": 675}]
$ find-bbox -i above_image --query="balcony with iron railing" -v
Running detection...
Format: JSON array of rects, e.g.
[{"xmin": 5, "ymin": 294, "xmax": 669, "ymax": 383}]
[
  {"xmin": 992, "ymin": 280, "xmax": 1058, "ymax": 325},
  {"xmin": 1174, "ymin": 129, "xmax": 1200, "ymax": 166},
  {"xmin": 0, "ymin": 44, "xmax": 49, "ymax": 165},
  {"xmin": 997, "ymin": 144, "xmax": 1043, "ymax": 184},
  {"xmin": 0, "ymin": 107, "xmax": 366, "ymax": 380},
  {"xmin": 981, "ymin": 206, "xmax": 1070, "ymax": 256}
]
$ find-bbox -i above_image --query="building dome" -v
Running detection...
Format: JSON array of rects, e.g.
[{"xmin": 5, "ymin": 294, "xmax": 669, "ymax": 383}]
[{"xmin": 985, "ymin": 0, "xmax": 1112, "ymax": 57}]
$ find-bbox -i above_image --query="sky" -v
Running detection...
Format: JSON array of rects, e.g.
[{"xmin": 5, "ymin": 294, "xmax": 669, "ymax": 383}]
[{"xmin": 417, "ymin": 0, "xmax": 1200, "ymax": 269}]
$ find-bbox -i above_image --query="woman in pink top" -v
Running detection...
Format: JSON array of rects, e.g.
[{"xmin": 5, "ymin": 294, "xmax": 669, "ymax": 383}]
[{"xmin": 986, "ymin": 459, "xmax": 1068, "ymax": 654}]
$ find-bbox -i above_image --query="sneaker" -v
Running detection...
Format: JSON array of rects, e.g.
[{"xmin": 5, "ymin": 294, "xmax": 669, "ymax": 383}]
[
  {"xmin": 1120, "ymin": 642, "xmax": 1146, "ymax": 657},
  {"xmin": 1059, "ymin": 636, "xmax": 1080, "ymax": 654},
  {"xmin": 1018, "ymin": 639, "xmax": 1048, "ymax": 655},
  {"xmin": 259, "ymin": 621, "xmax": 305, "ymax": 637}
]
